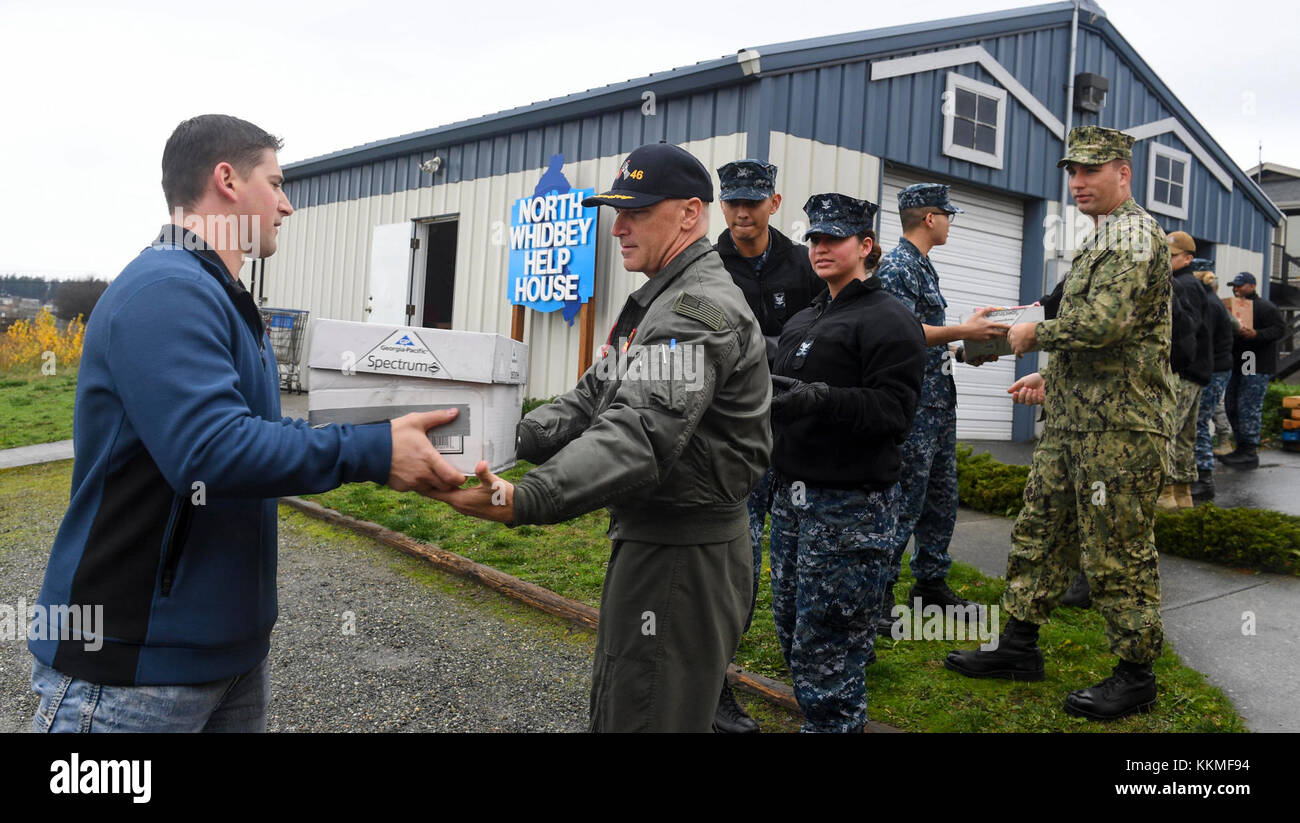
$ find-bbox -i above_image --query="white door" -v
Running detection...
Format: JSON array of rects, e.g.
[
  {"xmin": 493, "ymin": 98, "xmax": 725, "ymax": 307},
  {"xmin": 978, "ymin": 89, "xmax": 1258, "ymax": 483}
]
[
  {"xmin": 879, "ymin": 168, "xmax": 1024, "ymax": 440},
  {"xmin": 367, "ymin": 222, "xmax": 413, "ymax": 325}
]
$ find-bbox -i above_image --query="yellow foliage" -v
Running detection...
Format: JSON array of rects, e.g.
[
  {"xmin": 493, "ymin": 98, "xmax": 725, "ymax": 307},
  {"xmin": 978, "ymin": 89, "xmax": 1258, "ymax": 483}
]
[{"xmin": 0, "ymin": 308, "xmax": 86, "ymax": 374}]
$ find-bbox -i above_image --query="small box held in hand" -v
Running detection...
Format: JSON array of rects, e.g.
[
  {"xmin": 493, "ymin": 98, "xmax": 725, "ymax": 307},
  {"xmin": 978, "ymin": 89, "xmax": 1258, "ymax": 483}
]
[{"xmin": 962, "ymin": 305, "xmax": 1045, "ymax": 360}]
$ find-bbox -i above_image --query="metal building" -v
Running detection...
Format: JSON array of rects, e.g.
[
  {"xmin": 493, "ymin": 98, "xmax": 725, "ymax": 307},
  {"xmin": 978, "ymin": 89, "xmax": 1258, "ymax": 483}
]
[{"xmin": 262, "ymin": 0, "xmax": 1283, "ymax": 441}]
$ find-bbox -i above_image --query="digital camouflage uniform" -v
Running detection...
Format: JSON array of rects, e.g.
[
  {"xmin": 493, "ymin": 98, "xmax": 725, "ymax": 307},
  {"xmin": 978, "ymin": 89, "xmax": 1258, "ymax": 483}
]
[
  {"xmin": 769, "ymin": 479, "xmax": 897, "ymax": 733},
  {"xmin": 1225, "ymin": 369, "xmax": 1271, "ymax": 448},
  {"xmin": 876, "ymin": 184, "xmax": 965, "ymax": 588},
  {"xmin": 1004, "ymin": 128, "xmax": 1174, "ymax": 665},
  {"xmin": 767, "ymin": 193, "xmax": 925, "ymax": 732}
]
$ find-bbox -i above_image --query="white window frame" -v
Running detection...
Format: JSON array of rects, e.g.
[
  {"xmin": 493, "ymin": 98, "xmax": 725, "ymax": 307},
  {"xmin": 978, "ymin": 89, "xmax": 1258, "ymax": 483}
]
[
  {"xmin": 942, "ymin": 72, "xmax": 1007, "ymax": 170},
  {"xmin": 1146, "ymin": 142, "xmax": 1191, "ymax": 221}
]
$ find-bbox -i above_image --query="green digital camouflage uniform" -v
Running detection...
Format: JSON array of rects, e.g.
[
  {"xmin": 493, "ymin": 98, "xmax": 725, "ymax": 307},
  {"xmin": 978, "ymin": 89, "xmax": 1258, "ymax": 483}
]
[{"xmin": 1003, "ymin": 128, "xmax": 1174, "ymax": 665}]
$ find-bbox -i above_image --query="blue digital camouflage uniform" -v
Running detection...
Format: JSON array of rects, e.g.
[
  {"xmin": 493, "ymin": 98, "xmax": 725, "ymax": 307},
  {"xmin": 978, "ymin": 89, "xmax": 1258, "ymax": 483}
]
[
  {"xmin": 877, "ymin": 210, "xmax": 960, "ymax": 588},
  {"xmin": 1225, "ymin": 370, "xmax": 1270, "ymax": 446},
  {"xmin": 1196, "ymin": 371, "xmax": 1231, "ymax": 470},
  {"xmin": 769, "ymin": 476, "xmax": 896, "ymax": 733},
  {"xmin": 767, "ymin": 192, "xmax": 916, "ymax": 733}
]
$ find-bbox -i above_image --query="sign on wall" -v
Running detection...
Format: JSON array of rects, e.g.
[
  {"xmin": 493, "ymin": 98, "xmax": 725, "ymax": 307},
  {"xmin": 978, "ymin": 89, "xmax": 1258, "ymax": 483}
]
[{"xmin": 508, "ymin": 154, "xmax": 597, "ymax": 326}]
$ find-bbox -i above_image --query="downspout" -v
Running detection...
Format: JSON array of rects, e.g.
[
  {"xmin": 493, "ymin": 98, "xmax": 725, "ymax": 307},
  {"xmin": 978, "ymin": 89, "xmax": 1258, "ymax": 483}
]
[{"xmin": 1057, "ymin": 0, "xmax": 1080, "ymax": 268}]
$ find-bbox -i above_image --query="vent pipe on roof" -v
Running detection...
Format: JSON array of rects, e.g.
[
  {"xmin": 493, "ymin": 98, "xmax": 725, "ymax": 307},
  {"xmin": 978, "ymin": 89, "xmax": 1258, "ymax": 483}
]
[{"xmin": 737, "ymin": 49, "xmax": 761, "ymax": 77}]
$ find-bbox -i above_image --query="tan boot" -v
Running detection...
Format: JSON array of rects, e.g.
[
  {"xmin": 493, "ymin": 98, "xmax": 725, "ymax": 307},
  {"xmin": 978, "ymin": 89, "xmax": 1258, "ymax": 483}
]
[
  {"xmin": 1174, "ymin": 483, "xmax": 1194, "ymax": 509},
  {"xmin": 1156, "ymin": 485, "xmax": 1179, "ymax": 512}
]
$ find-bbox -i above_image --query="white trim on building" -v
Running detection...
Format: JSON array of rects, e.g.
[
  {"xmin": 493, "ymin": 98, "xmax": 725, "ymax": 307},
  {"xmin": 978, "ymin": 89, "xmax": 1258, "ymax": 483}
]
[
  {"xmin": 1146, "ymin": 141, "xmax": 1191, "ymax": 221},
  {"xmin": 942, "ymin": 72, "xmax": 1008, "ymax": 171}
]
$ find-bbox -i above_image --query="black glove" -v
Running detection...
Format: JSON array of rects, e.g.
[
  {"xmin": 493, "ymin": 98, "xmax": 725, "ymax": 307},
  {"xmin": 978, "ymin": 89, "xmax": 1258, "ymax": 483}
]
[{"xmin": 770, "ymin": 374, "xmax": 830, "ymax": 422}]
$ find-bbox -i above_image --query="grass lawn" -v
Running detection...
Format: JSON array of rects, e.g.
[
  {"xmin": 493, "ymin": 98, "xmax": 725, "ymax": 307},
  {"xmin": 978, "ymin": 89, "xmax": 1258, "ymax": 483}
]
[
  {"xmin": 307, "ymin": 469, "xmax": 1248, "ymax": 733},
  {"xmin": 0, "ymin": 371, "xmax": 78, "ymax": 449}
]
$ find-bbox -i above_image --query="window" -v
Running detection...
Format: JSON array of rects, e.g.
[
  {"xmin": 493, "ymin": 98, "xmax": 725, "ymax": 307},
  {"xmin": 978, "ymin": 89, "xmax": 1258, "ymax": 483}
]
[
  {"xmin": 1147, "ymin": 142, "xmax": 1191, "ymax": 220},
  {"xmin": 943, "ymin": 72, "xmax": 1007, "ymax": 169}
]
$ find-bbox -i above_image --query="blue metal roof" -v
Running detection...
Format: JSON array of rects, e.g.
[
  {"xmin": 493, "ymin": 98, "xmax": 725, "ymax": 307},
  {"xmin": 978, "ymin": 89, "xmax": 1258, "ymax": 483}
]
[{"xmin": 283, "ymin": 0, "xmax": 1278, "ymax": 224}]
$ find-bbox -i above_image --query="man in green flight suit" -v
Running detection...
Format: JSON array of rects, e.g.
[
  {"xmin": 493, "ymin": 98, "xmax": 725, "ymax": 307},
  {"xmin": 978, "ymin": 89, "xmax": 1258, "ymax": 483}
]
[
  {"xmin": 431, "ymin": 143, "xmax": 771, "ymax": 732},
  {"xmin": 945, "ymin": 126, "xmax": 1175, "ymax": 720}
]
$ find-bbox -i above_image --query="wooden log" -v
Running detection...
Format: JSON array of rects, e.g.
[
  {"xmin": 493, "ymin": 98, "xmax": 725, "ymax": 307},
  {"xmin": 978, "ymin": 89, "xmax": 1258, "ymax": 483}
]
[{"xmin": 281, "ymin": 496, "xmax": 598, "ymax": 631}]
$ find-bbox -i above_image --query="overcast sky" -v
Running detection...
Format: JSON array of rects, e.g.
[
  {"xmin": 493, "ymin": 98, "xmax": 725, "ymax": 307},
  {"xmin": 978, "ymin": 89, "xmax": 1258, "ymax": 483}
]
[{"xmin": 1, "ymin": 0, "xmax": 1295, "ymax": 280}]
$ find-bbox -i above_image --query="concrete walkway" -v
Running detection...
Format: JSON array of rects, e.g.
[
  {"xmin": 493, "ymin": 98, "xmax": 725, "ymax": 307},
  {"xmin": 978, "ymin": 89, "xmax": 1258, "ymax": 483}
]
[
  {"xmin": 959, "ymin": 440, "xmax": 1300, "ymax": 733},
  {"xmin": 0, "ymin": 440, "xmax": 73, "ymax": 469}
]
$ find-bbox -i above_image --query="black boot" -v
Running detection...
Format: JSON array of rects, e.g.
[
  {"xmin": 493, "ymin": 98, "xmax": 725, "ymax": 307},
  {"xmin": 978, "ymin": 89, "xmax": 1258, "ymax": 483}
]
[
  {"xmin": 1220, "ymin": 442, "xmax": 1259, "ymax": 469},
  {"xmin": 910, "ymin": 577, "xmax": 977, "ymax": 611},
  {"xmin": 875, "ymin": 581, "xmax": 898, "ymax": 635},
  {"xmin": 944, "ymin": 617, "xmax": 1045, "ymax": 681},
  {"xmin": 1189, "ymin": 467, "xmax": 1215, "ymax": 499},
  {"xmin": 1064, "ymin": 660, "xmax": 1157, "ymax": 720},
  {"xmin": 713, "ymin": 682, "xmax": 759, "ymax": 734},
  {"xmin": 1060, "ymin": 572, "xmax": 1091, "ymax": 608}
]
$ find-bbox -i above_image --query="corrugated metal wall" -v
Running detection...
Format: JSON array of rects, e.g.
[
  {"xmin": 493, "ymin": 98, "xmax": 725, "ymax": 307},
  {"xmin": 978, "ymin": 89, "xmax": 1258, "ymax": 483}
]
[
  {"xmin": 760, "ymin": 23, "xmax": 1268, "ymax": 252},
  {"xmin": 1074, "ymin": 27, "xmax": 1265, "ymax": 252},
  {"xmin": 281, "ymin": 85, "xmax": 758, "ymax": 211},
  {"xmin": 764, "ymin": 26, "xmax": 1070, "ymax": 202},
  {"xmin": 763, "ymin": 133, "xmax": 881, "ymax": 237}
]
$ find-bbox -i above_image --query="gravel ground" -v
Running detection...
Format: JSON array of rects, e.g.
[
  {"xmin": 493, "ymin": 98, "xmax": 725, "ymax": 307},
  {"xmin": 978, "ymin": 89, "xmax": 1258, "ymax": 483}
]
[{"xmin": 0, "ymin": 461, "xmax": 593, "ymax": 733}]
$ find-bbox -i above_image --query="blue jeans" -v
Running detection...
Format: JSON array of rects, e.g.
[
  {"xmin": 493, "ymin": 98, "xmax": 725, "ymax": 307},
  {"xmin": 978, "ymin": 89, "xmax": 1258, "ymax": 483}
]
[{"xmin": 31, "ymin": 655, "xmax": 270, "ymax": 733}]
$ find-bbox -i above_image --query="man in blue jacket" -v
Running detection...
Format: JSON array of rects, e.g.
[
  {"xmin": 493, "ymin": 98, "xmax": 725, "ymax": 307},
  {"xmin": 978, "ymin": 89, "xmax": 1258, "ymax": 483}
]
[{"xmin": 30, "ymin": 115, "xmax": 464, "ymax": 733}]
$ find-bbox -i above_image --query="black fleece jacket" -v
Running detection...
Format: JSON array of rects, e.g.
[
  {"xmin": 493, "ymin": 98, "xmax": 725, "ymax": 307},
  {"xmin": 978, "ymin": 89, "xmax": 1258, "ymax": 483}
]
[{"xmin": 771, "ymin": 275, "xmax": 925, "ymax": 489}]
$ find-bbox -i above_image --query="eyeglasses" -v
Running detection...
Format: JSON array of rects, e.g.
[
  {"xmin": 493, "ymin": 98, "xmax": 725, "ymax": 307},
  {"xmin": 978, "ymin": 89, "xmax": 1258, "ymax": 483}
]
[{"xmin": 929, "ymin": 210, "xmax": 955, "ymax": 225}]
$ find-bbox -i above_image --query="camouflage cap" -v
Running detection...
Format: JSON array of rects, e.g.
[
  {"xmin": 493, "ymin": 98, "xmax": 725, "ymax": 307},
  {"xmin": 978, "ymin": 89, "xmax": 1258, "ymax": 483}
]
[
  {"xmin": 1167, "ymin": 230, "xmax": 1196, "ymax": 255},
  {"xmin": 897, "ymin": 182, "xmax": 964, "ymax": 214},
  {"xmin": 803, "ymin": 192, "xmax": 878, "ymax": 238},
  {"xmin": 718, "ymin": 160, "xmax": 777, "ymax": 201},
  {"xmin": 1056, "ymin": 125, "xmax": 1135, "ymax": 168}
]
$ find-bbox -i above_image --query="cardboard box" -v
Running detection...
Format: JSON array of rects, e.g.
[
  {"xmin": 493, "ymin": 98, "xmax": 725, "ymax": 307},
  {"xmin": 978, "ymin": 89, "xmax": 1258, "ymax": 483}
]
[
  {"xmin": 1282, "ymin": 396, "xmax": 1300, "ymax": 410},
  {"xmin": 1223, "ymin": 296, "xmax": 1253, "ymax": 330},
  {"xmin": 307, "ymin": 319, "xmax": 527, "ymax": 474},
  {"xmin": 961, "ymin": 305, "xmax": 1045, "ymax": 360}
]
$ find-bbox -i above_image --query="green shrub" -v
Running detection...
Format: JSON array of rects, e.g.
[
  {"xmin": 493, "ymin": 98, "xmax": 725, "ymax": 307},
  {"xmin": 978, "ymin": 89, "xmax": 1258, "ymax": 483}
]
[
  {"xmin": 1155, "ymin": 504, "xmax": 1300, "ymax": 575},
  {"xmin": 956, "ymin": 443, "xmax": 1300, "ymax": 576},
  {"xmin": 1262, "ymin": 381, "xmax": 1300, "ymax": 446},
  {"xmin": 954, "ymin": 443, "xmax": 1030, "ymax": 517},
  {"xmin": 522, "ymin": 396, "xmax": 555, "ymax": 416}
]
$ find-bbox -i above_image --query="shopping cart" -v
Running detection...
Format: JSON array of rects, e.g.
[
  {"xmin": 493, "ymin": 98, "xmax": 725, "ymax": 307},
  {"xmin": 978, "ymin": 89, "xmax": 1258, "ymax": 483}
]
[{"xmin": 260, "ymin": 308, "xmax": 309, "ymax": 393}]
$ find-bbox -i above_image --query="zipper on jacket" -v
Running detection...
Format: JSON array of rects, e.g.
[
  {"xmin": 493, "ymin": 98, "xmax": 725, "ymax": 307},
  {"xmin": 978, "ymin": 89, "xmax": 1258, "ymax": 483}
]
[{"xmin": 159, "ymin": 495, "xmax": 196, "ymax": 597}]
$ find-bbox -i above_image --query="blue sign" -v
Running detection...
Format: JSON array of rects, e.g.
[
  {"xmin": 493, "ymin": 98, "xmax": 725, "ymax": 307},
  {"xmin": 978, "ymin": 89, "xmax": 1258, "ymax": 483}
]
[{"xmin": 508, "ymin": 154, "xmax": 597, "ymax": 325}]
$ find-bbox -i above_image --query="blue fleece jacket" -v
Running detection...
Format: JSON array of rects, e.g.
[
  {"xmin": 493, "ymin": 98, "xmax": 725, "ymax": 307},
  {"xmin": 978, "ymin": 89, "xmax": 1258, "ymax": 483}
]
[{"xmin": 30, "ymin": 226, "xmax": 392, "ymax": 685}]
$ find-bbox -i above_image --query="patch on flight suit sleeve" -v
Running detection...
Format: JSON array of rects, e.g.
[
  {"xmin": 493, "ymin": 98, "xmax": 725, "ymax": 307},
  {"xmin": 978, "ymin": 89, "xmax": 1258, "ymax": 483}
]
[{"xmin": 672, "ymin": 292, "xmax": 725, "ymax": 331}]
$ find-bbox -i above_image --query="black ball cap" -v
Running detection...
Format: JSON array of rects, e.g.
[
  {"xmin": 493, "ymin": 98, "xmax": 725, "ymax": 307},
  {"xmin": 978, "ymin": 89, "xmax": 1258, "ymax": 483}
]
[{"xmin": 582, "ymin": 143, "xmax": 714, "ymax": 209}]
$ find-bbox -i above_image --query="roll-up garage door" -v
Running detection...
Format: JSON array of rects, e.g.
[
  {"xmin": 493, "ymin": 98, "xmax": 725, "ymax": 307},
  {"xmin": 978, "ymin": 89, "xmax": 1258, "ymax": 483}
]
[{"xmin": 879, "ymin": 167, "xmax": 1024, "ymax": 440}]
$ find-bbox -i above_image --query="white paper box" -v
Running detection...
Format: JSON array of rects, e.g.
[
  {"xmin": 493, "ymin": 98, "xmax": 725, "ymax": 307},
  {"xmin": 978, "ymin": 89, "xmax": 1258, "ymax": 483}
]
[
  {"xmin": 307, "ymin": 319, "xmax": 527, "ymax": 474},
  {"xmin": 961, "ymin": 305, "xmax": 1045, "ymax": 360}
]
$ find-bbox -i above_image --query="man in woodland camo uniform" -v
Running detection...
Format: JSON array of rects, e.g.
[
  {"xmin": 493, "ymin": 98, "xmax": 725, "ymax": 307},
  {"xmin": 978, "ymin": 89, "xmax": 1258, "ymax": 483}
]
[{"xmin": 945, "ymin": 126, "xmax": 1175, "ymax": 721}]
